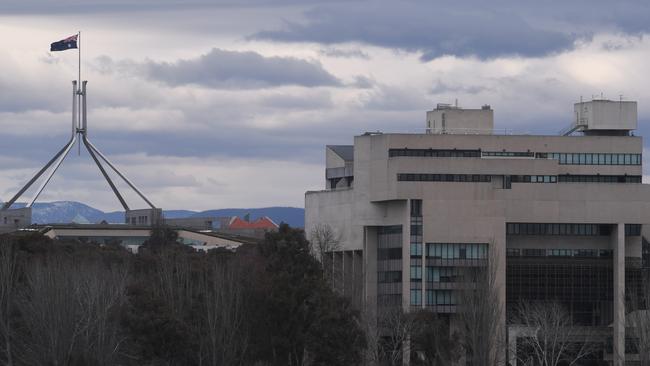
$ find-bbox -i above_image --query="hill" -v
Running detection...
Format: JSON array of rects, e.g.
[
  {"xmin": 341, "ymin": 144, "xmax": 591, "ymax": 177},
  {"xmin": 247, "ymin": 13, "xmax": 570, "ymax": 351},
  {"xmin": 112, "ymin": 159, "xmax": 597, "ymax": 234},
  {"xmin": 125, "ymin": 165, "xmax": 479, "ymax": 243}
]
[{"xmin": 5, "ymin": 201, "xmax": 305, "ymax": 228}]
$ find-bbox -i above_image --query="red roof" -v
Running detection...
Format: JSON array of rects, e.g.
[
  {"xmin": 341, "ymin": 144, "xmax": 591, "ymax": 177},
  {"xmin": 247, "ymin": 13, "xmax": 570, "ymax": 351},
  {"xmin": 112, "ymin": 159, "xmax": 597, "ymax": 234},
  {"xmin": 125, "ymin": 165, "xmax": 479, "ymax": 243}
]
[{"xmin": 228, "ymin": 216, "xmax": 278, "ymax": 230}]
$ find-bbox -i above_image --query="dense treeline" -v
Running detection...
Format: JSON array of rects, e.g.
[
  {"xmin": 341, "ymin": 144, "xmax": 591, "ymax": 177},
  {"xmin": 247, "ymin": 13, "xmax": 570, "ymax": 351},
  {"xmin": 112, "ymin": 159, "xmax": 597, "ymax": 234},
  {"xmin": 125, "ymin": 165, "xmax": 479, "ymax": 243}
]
[{"xmin": 0, "ymin": 224, "xmax": 365, "ymax": 366}]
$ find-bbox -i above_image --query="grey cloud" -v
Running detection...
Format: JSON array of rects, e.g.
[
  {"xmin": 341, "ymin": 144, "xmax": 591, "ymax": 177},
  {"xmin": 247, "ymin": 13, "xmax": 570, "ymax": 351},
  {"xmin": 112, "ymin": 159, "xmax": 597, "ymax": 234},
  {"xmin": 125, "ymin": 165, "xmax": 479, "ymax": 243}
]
[
  {"xmin": 430, "ymin": 80, "xmax": 490, "ymax": 95},
  {"xmin": 97, "ymin": 49, "xmax": 341, "ymax": 89},
  {"xmin": 260, "ymin": 91, "xmax": 333, "ymax": 109},
  {"xmin": 351, "ymin": 76, "xmax": 374, "ymax": 89},
  {"xmin": 319, "ymin": 47, "xmax": 370, "ymax": 59},
  {"xmin": 0, "ymin": 0, "xmax": 339, "ymax": 14},
  {"xmin": 361, "ymin": 85, "xmax": 432, "ymax": 111},
  {"xmin": 253, "ymin": 0, "xmax": 650, "ymax": 60}
]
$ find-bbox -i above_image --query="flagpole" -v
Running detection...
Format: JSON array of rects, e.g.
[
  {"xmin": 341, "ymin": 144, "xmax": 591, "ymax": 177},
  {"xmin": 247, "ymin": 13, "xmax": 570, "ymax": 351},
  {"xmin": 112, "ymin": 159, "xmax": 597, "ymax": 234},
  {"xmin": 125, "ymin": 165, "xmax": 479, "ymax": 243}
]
[
  {"xmin": 78, "ymin": 30, "xmax": 81, "ymax": 155},
  {"xmin": 78, "ymin": 31, "xmax": 81, "ymax": 87}
]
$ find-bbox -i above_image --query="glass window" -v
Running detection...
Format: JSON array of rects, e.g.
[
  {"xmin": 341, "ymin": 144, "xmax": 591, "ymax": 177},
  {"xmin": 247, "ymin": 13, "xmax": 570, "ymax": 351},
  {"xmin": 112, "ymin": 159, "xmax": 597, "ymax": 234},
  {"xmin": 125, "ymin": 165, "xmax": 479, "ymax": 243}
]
[
  {"xmin": 410, "ymin": 289, "xmax": 421, "ymax": 305},
  {"xmin": 426, "ymin": 290, "xmax": 434, "ymax": 305},
  {"xmin": 410, "ymin": 243, "xmax": 422, "ymax": 257},
  {"xmin": 411, "ymin": 224, "xmax": 422, "ymax": 236},
  {"xmin": 434, "ymin": 290, "xmax": 456, "ymax": 305},
  {"xmin": 411, "ymin": 199, "xmax": 422, "ymax": 217},
  {"xmin": 459, "ymin": 245, "xmax": 467, "ymax": 259},
  {"xmin": 427, "ymin": 267, "xmax": 440, "ymax": 282},
  {"xmin": 479, "ymin": 244, "xmax": 487, "ymax": 259},
  {"xmin": 410, "ymin": 265, "xmax": 422, "ymax": 281},
  {"xmin": 579, "ymin": 154, "xmax": 586, "ymax": 164}
]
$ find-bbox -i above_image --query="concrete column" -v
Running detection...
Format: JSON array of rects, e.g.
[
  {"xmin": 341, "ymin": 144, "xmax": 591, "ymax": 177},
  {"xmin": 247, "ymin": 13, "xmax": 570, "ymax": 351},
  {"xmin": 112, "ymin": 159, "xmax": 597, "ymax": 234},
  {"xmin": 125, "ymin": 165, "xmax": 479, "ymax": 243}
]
[
  {"xmin": 612, "ymin": 223, "xmax": 625, "ymax": 366},
  {"xmin": 508, "ymin": 326, "xmax": 518, "ymax": 366}
]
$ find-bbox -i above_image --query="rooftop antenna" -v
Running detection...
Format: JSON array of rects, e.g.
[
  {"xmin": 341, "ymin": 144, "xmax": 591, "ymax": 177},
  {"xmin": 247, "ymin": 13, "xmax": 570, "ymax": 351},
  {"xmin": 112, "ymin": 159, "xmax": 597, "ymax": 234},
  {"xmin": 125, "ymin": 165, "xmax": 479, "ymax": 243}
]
[{"xmin": 1, "ymin": 35, "xmax": 156, "ymax": 214}]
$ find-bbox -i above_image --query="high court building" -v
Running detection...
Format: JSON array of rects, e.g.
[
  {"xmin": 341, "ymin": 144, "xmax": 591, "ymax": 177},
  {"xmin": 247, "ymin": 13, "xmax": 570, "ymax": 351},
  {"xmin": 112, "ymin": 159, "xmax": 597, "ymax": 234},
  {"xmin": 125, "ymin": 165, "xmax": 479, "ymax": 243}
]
[{"xmin": 305, "ymin": 100, "xmax": 650, "ymax": 365}]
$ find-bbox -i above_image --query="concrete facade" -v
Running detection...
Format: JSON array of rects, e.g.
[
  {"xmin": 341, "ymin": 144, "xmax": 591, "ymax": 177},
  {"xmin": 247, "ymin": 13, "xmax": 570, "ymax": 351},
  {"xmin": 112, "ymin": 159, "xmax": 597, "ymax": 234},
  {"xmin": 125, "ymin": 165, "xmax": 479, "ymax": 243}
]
[
  {"xmin": 426, "ymin": 103, "xmax": 493, "ymax": 134},
  {"xmin": 125, "ymin": 208, "xmax": 163, "ymax": 226},
  {"xmin": 165, "ymin": 216, "xmax": 217, "ymax": 231},
  {"xmin": 39, "ymin": 224, "xmax": 255, "ymax": 252},
  {"xmin": 0, "ymin": 207, "xmax": 32, "ymax": 233},
  {"xmin": 305, "ymin": 103, "xmax": 650, "ymax": 365}
]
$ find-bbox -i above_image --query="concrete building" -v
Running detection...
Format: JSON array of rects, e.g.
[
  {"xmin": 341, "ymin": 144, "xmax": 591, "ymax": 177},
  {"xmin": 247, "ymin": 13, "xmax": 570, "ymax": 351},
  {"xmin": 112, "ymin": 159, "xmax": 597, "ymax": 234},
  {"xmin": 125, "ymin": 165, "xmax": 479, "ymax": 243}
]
[
  {"xmin": 125, "ymin": 208, "xmax": 163, "ymax": 226},
  {"xmin": 305, "ymin": 100, "xmax": 650, "ymax": 365},
  {"xmin": 36, "ymin": 223, "xmax": 258, "ymax": 252},
  {"xmin": 0, "ymin": 207, "xmax": 32, "ymax": 232},
  {"xmin": 219, "ymin": 215, "xmax": 279, "ymax": 238},
  {"xmin": 165, "ymin": 216, "xmax": 218, "ymax": 231}
]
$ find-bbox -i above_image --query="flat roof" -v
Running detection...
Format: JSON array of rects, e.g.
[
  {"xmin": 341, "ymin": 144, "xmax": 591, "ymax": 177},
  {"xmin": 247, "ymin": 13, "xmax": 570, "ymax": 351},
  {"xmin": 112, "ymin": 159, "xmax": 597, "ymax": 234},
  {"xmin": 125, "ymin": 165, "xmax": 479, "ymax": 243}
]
[{"xmin": 327, "ymin": 145, "xmax": 354, "ymax": 161}]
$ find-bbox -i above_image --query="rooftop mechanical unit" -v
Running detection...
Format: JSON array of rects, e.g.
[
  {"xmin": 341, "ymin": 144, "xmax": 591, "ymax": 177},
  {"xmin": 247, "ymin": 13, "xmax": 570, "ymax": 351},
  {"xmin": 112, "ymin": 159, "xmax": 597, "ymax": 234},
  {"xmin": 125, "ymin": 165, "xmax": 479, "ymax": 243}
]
[{"xmin": 562, "ymin": 99, "xmax": 637, "ymax": 136}]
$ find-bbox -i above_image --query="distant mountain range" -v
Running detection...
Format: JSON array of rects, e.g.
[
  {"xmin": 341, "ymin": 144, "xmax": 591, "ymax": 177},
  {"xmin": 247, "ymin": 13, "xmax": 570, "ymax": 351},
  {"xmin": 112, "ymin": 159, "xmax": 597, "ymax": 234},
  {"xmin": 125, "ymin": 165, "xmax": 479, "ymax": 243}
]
[{"xmin": 6, "ymin": 201, "xmax": 305, "ymax": 228}]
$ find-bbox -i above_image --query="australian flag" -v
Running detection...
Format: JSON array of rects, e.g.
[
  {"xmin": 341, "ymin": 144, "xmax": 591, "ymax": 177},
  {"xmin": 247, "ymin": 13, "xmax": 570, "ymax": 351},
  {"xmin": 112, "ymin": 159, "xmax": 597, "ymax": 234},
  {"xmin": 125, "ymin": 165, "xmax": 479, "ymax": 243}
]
[{"xmin": 50, "ymin": 34, "xmax": 78, "ymax": 52}]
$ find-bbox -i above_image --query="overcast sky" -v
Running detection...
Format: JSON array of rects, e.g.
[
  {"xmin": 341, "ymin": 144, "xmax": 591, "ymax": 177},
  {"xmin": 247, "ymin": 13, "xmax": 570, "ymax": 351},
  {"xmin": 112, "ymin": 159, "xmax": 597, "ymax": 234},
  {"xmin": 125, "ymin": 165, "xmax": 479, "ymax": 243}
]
[{"xmin": 1, "ymin": 0, "xmax": 650, "ymax": 211}]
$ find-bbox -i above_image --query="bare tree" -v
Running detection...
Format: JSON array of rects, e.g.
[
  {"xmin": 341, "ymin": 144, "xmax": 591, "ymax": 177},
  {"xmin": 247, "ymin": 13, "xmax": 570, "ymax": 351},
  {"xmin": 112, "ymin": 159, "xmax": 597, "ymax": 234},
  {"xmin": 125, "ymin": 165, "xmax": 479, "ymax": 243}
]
[
  {"xmin": 76, "ymin": 260, "xmax": 129, "ymax": 366},
  {"xmin": 0, "ymin": 240, "xmax": 18, "ymax": 366},
  {"xmin": 376, "ymin": 307, "xmax": 418, "ymax": 366},
  {"xmin": 410, "ymin": 310, "xmax": 460, "ymax": 366},
  {"xmin": 309, "ymin": 223, "xmax": 341, "ymax": 263},
  {"xmin": 457, "ymin": 261, "xmax": 504, "ymax": 366},
  {"xmin": 360, "ymin": 309, "xmax": 382, "ymax": 366},
  {"xmin": 628, "ymin": 278, "xmax": 650, "ymax": 365},
  {"xmin": 14, "ymin": 254, "xmax": 128, "ymax": 366},
  {"xmin": 197, "ymin": 258, "xmax": 249, "ymax": 366},
  {"xmin": 511, "ymin": 301, "xmax": 597, "ymax": 366},
  {"xmin": 309, "ymin": 223, "xmax": 342, "ymax": 287}
]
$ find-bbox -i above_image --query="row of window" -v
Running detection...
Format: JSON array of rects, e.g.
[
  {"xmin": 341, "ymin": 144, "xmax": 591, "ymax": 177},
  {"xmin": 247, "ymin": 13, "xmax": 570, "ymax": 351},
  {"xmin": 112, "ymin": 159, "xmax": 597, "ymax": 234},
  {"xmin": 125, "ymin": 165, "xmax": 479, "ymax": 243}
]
[
  {"xmin": 507, "ymin": 223, "xmax": 641, "ymax": 236},
  {"xmin": 510, "ymin": 175, "xmax": 557, "ymax": 183},
  {"xmin": 483, "ymin": 151, "xmax": 534, "ymax": 157},
  {"xmin": 378, "ymin": 270, "xmax": 402, "ymax": 283},
  {"xmin": 377, "ymin": 225, "xmax": 402, "ymax": 235},
  {"xmin": 537, "ymin": 152, "xmax": 641, "ymax": 165},
  {"xmin": 378, "ymin": 247, "xmax": 402, "ymax": 260},
  {"xmin": 427, "ymin": 289, "xmax": 456, "ymax": 305},
  {"xmin": 426, "ymin": 243, "xmax": 489, "ymax": 259},
  {"xmin": 398, "ymin": 173, "xmax": 492, "ymax": 182},
  {"xmin": 412, "ymin": 265, "xmax": 472, "ymax": 282},
  {"xmin": 558, "ymin": 175, "xmax": 641, "ymax": 183},
  {"xmin": 427, "ymin": 266, "xmax": 461, "ymax": 282},
  {"xmin": 389, "ymin": 149, "xmax": 641, "ymax": 166},
  {"xmin": 399, "ymin": 174, "xmax": 640, "ymax": 184},
  {"xmin": 506, "ymin": 248, "xmax": 614, "ymax": 258},
  {"xmin": 410, "ymin": 289, "xmax": 457, "ymax": 306},
  {"xmin": 389, "ymin": 148, "xmax": 480, "ymax": 157},
  {"xmin": 410, "ymin": 265, "xmax": 422, "ymax": 281}
]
